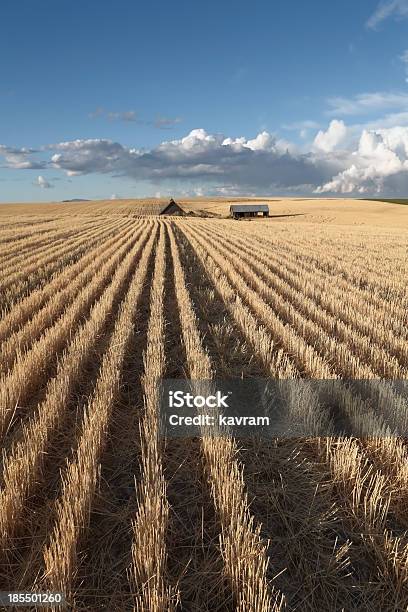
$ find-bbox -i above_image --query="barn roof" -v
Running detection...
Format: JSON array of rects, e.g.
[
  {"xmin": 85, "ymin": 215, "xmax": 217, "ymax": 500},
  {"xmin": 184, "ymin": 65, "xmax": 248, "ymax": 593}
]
[
  {"xmin": 230, "ymin": 204, "xmax": 269, "ymax": 213},
  {"xmin": 159, "ymin": 201, "xmax": 183, "ymax": 214}
]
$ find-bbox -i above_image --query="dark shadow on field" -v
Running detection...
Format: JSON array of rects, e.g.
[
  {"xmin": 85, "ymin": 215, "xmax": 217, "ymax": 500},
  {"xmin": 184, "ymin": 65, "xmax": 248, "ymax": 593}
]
[
  {"xmin": 268, "ymin": 213, "xmax": 306, "ymax": 219},
  {"xmin": 0, "ymin": 236, "xmax": 147, "ymax": 603},
  {"xmin": 73, "ymin": 240, "xmax": 156, "ymax": 611},
  {"xmin": 229, "ymin": 213, "xmax": 306, "ymax": 220},
  {"xmin": 162, "ymin": 224, "xmax": 234, "ymax": 612},
  {"xmin": 239, "ymin": 437, "xmax": 382, "ymax": 611},
  {"xmin": 171, "ymin": 223, "xmax": 399, "ymax": 610}
]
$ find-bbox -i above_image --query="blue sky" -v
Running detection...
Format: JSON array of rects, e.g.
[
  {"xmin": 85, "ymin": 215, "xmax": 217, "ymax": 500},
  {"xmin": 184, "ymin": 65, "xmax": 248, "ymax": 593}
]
[{"xmin": 2, "ymin": 0, "xmax": 408, "ymax": 200}]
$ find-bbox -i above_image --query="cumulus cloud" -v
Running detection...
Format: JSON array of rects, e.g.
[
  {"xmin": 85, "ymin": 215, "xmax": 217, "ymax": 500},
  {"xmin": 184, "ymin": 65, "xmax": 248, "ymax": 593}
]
[
  {"xmin": 0, "ymin": 145, "xmax": 45, "ymax": 169},
  {"xmin": 315, "ymin": 126, "xmax": 408, "ymax": 193},
  {"xmin": 51, "ymin": 139, "xmax": 131, "ymax": 175},
  {"xmin": 366, "ymin": 0, "xmax": 408, "ymax": 29},
  {"xmin": 5, "ymin": 118, "xmax": 408, "ymax": 197},
  {"xmin": 35, "ymin": 175, "xmax": 53, "ymax": 189},
  {"xmin": 49, "ymin": 129, "xmax": 331, "ymax": 192},
  {"xmin": 313, "ymin": 120, "xmax": 348, "ymax": 152},
  {"xmin": 49, "ymin": 125, "xmax": 408, "ymax": 195}
]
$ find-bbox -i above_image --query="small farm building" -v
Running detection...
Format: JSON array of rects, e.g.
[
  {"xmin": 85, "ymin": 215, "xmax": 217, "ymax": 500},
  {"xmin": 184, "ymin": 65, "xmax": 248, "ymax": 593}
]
[
  {"xmin": 230, "ymin": 204, "xmax": 269, "ymax": 219},
  {"xmin": 159, "ymin": 198, "xmax": 184, "ymax": 216}
]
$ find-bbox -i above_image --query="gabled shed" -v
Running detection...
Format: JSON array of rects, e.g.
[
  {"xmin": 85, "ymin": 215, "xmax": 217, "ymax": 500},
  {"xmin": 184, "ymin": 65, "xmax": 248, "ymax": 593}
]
[
  {"xmin": 159, "ymin": 198, "xmax": 184, "ymax": 216},
  {"xmin": 230, "ymin": 204, "xmax": 269, "ymax": 219}
]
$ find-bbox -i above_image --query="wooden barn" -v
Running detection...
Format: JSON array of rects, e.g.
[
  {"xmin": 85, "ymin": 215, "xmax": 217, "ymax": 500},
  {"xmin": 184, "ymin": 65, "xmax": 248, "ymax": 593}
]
[
  {"xmin": 159, "ymin": 198, "xmax": 184, "ymax": 216},
  {"xmin": 230, "ymin": 203, "xmax": 269, "ymax": 219}
]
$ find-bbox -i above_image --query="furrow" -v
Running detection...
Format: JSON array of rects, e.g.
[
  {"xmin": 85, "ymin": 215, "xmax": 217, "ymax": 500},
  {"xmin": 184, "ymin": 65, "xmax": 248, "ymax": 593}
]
[
  {"xmin": 42, "ymin": 225, "xmax": 157, "ymax": 602},
  {"xmin": 0, "ymin": 221, "xmax": 148, "ymax": 440},
  {"xmin": 167, "ymin": 221, "xmax": 284, "ymax": 612}
]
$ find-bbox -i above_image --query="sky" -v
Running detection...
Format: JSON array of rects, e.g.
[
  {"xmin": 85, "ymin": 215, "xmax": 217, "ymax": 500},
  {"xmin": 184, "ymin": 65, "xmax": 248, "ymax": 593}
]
[{"xmin": 1, "ymin": 0, "xmax": 408, "ymax": 201}]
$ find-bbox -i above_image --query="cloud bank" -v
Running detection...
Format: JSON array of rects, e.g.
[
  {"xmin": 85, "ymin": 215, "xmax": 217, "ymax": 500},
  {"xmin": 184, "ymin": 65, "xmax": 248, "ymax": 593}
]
[
  {"xmin": 48, "ymin": 129, "xmax": 332, "ymax": 193},
  {"xmin": 2, "ymin": 121, "xmax": 408, "ymax": 196}
]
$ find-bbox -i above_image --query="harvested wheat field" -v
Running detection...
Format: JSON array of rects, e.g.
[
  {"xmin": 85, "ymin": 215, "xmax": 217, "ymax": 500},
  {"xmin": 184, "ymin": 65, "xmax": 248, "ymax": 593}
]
[{"xmin": 0, "ymin": 199, "xmax": 407, "ymax": 611}]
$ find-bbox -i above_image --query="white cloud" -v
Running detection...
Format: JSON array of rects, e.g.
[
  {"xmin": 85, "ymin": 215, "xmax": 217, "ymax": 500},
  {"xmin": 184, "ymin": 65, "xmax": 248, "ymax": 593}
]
[
  {"xmin": 51, "ymin": 139, "xmax": 130, "ymax": 175},
  {"xmin": 160, "ymin": 128, "xmax": 221, "ymax": 154},
  {"xmin": 36, "ymin": 175, "xmax": 53, "ymax": 189},
  {"xmin": 110, "ymin": 193, "xmax": 118, "ymax": 200},
  {"xmin": 313, "ymin": 120, "xmax": 348, "ymax": 152},
  {"xmin": 245, "ymin": 131, "xmax": 276, "ymax": 151},
  {"xmin": 48, "ymin": 125, "xmax": 408, "ymax": 196},
  {"xmin": 327, "ymin": 91, "xmax": 408, "ymax": 116},
  {"xmin": 5, "ymin": 119, "xmax": 408, "ymax": 197},
  {"xmin": 221, "ymin": 136, "xmax": 247, "ymax": 150},
  {"xmin": 316, "ymin": 126, "xmax": 408, "ymax": 193},
  {"xmin": 0, "ymin": 145, "xmax": 45, "ymax": 169},
  {"xmin": 49, "ymin": 129, "xmax": 328, "ymax": 192},
  {"xmin": 357, "ymin": 110, "xmax": 408, "ymax": 130},
  {"xmin": 367, "ymin": 0, "xmax": 408, "ymax": 29}
]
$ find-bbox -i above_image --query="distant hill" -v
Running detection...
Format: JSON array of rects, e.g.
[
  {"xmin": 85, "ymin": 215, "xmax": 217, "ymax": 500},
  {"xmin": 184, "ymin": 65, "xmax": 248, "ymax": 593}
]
[
  {"xmin": 362, "ymin": 198, "xmax": 408, "ymax": 206},
  {"xmin": 61, "ymin": 198, "xmax": 90, "ymax": 202}
]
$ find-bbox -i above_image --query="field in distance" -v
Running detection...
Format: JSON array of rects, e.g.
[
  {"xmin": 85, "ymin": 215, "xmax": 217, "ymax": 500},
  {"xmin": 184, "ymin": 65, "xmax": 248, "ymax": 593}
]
[
  {"xmin": 0, "ymin": 198, "xmax": 407, "ymax": 611},
  {"xmin": 2, "ymin": 196, "xmax": 408, "ymax": 227}
]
